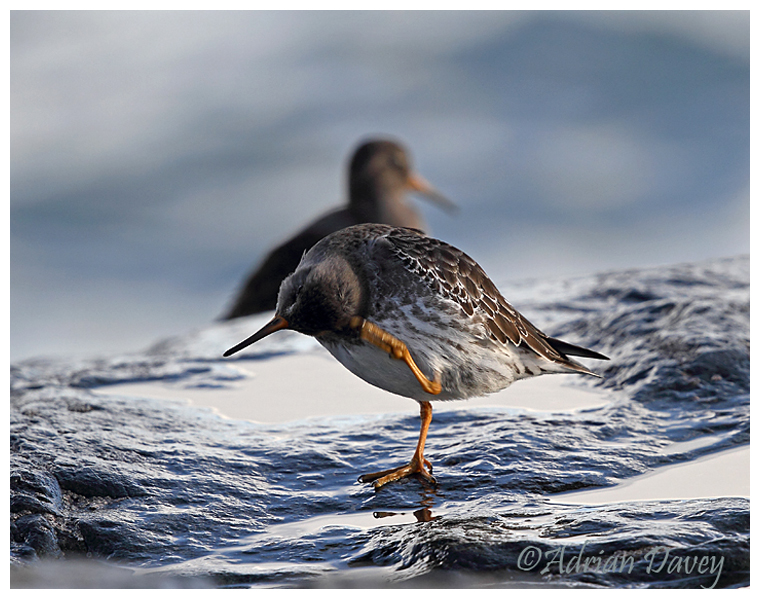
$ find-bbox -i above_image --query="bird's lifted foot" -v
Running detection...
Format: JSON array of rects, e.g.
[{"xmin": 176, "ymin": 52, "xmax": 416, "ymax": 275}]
[
  {"xmin": 359, "ymin": 457, "xmax": 436, "ymax": 488},
  {"xmin": 349, "ymin": 317, "xmax": 442, "ymax": 395}
]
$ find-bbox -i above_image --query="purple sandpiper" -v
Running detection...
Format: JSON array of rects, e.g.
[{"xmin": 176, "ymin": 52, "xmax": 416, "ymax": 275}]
[{"xmin": 224, "ymin": 224, "xmax": 608, "ymax": 488}]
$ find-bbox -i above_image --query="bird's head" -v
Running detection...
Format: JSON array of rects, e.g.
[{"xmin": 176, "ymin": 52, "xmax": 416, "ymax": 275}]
[
  {"xmin": 276, "ymin": 255, "xmax": 363, "ymax": 335},
  {"xmin": 348, "ymin": 139, "xmax": 456, "ymax": 213},
  {"xmin": 223, "ymin": 254, "xmax": 364, "ymax": 357},
  {"xmin": 349, "ymin": 140, "xmax": 411, "ymax": 196}
]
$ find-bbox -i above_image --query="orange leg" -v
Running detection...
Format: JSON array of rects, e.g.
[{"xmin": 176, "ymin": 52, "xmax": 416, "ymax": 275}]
[
  {"xmin": 359, "ymin": 401, "xmax": 436, "ymax": 488},
  {"xmin": 349, "ymin": 317, "xmax": 441, "ymax": 395}
]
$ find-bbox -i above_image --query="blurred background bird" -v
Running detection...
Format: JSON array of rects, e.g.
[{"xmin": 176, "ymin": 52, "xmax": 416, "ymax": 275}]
[
  {"xmin": 221, "ymin": 138, "xmax": 456, "ymax": 319},
  {"xmin": 10, "ymin": 12, "xmax": 748, "ymax": 362}
]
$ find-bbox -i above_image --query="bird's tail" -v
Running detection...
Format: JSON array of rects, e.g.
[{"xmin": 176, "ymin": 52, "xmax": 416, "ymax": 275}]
[{"xmin": 545, "ymin": 336, "xmax": 609, "ymax": 378}]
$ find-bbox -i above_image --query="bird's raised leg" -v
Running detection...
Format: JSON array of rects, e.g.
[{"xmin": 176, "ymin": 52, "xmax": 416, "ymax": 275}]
[
  {"xmin": 349, "ymin": 317, "xmax": 441, "ymax": 395},
  {"xmin": 359, "ymin": 401, "xmax": 436, "ymax": 488}
]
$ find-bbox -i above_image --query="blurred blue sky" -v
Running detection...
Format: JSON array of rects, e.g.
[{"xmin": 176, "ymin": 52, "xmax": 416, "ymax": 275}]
[{"xmin": 10, "ymin": 10, "xmax": 749, "ymax": 361}]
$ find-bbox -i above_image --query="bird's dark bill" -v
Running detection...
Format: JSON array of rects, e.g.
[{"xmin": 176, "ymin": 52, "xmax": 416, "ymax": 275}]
[
  {"xmin": 406, "ymin": 173, "xmax": 458, "ymax": 212},
  {"xmin": 223, "ymin": 315, "xmax": 289, "ymax": 357}
]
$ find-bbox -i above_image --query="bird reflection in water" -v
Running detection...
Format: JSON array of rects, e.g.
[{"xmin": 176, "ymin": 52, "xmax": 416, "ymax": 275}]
[
  {"xmin": 370, "ymin": 488, "xmax": 439, "ymax": 522},
  {"xmin": 373, "ymin": 507, "xmax": 438, "ymax": 523}
]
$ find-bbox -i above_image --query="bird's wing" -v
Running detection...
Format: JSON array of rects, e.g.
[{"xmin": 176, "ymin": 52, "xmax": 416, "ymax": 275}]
[{"xmin": 380, "ymin": 227, "xmax": 575, "ymax": 364}]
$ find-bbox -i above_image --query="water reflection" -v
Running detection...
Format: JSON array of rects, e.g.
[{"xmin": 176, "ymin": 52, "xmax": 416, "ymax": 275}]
[
  {"xmin": 373, "ymin": 507, "xmax": 438, "ymax": 523},
  {"xmin": 370, "ymin": 484, "xmax": 441, "ymax": 522}
]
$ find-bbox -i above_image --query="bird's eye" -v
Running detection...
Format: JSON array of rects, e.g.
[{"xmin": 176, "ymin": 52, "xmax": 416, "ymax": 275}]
[{"xmin": 390, "ymin": 154, "xmax": 406, "ymax": 171}]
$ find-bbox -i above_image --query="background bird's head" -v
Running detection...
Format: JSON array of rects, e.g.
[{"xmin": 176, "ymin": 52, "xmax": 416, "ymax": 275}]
[
  {"xmin": 348, "ymin": 138, "xmax": 455, "ymax": 221},
  {"xmin": 349, "ymin": 139, "xmax": 412, "ymax": 198}
]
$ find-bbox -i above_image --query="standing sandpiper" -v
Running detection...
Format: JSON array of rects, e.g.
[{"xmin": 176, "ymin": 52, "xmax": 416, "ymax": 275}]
[{"xmin": 224, "ymin": 224, "xmax": 608, "ymax": 488}]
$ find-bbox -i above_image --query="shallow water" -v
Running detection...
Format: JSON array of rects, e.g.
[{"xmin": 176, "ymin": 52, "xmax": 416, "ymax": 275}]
[{"xmin": 10, "ymin": 255, "xmax": 749, "ymax": 588}]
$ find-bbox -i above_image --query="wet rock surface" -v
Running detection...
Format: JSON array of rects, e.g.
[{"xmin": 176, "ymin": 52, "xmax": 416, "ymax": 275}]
[{"xmin": 10, "ymin": 256, "xmax": 749, "ymax": 588}]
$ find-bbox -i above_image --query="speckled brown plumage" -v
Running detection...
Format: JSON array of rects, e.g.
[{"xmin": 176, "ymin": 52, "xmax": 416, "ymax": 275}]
[{"xmin": 304, "ymin": 224, "xmax": 607, "ymax": 385}]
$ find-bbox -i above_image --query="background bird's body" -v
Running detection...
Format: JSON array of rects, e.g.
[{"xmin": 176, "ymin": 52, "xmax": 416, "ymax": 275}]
[{"xmin": 225, "ymin": 209, "xmax": 358, "ymax": 316}]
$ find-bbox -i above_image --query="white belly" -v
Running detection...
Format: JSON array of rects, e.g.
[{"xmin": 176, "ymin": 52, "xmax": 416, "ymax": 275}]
[
  {"xmin": 319, "ymin": 331, "xmax": 531, "ymax": 402},
  {"xmin": 321, "ymin": 340, "xmax": 440, "ymax": 402}
]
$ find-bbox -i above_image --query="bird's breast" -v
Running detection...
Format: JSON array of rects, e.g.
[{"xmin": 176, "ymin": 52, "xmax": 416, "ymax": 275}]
[{"xmin": 319, "ymin": 338, "xmax": 439, "ymax": 402}]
